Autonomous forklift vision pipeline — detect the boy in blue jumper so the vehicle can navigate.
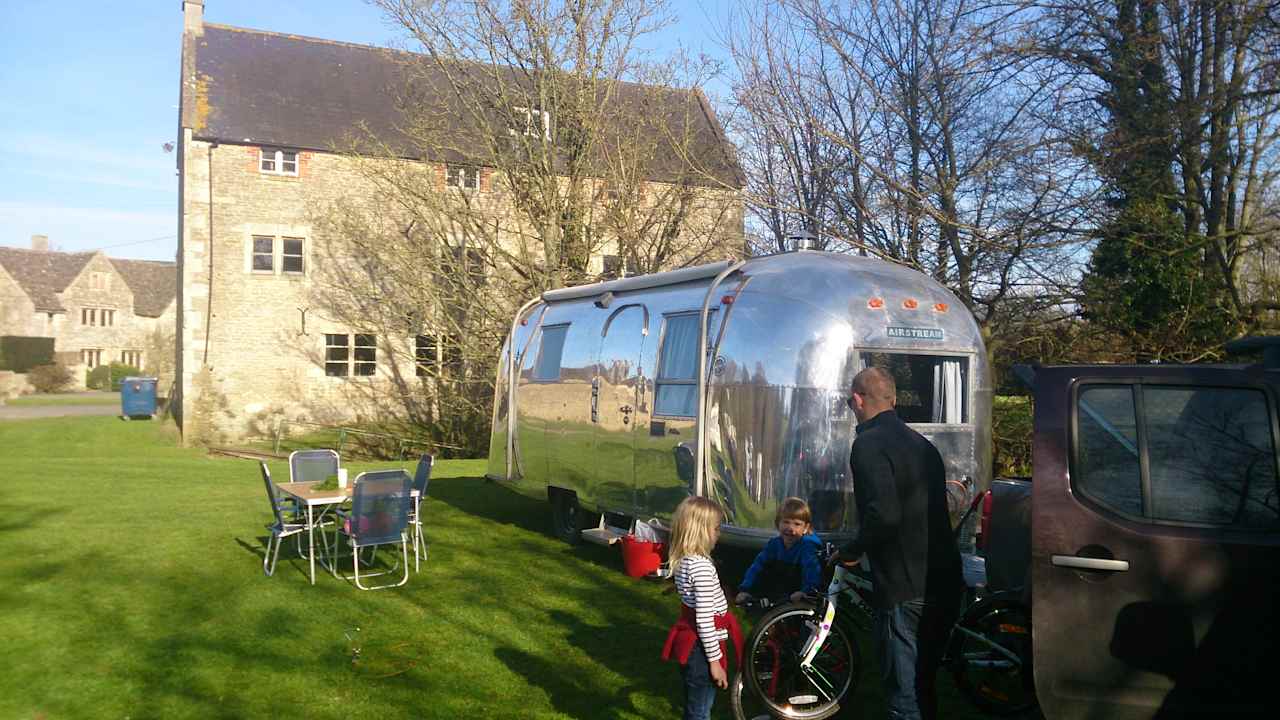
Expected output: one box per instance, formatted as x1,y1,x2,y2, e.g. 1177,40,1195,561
735,497,823,605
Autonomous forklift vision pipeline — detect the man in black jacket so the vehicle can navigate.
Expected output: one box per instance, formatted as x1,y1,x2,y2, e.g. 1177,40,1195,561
833,366,962,720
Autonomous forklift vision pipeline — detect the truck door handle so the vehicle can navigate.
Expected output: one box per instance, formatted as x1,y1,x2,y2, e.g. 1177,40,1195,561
1051,555,1129,572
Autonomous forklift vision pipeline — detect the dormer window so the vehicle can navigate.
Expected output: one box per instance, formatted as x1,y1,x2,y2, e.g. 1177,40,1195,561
509,106,550,139
259,148,299,176
446,164,479,190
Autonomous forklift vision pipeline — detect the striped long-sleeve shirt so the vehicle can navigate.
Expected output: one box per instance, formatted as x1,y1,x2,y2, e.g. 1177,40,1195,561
674,554,729,662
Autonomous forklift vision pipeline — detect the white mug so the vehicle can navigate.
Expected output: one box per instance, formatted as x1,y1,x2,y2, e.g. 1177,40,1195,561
337,468,349,489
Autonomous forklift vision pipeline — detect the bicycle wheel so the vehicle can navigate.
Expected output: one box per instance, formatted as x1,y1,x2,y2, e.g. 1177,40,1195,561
729,670,776,720
948,593,1037,716
743,603,860,720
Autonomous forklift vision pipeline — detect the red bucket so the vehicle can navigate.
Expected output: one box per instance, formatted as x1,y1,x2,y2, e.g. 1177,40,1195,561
620,535,666,578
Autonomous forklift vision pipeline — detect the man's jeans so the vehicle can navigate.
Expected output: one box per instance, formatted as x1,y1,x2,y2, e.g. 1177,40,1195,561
679,642,718,720
873,597,958,720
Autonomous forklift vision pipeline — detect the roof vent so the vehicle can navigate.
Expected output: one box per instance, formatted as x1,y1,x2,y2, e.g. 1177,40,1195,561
1224,335,1280,369
788,231,817,252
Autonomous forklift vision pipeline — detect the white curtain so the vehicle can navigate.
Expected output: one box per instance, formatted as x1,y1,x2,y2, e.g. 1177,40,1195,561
932,359,963,423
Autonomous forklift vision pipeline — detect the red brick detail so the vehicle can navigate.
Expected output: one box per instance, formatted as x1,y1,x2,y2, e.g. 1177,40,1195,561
480,168,491,193
246,146,260,174
435,164,446,190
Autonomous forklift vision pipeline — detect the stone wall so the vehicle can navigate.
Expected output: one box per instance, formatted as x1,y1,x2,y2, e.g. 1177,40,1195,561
0,263,39,337
177,139,745,443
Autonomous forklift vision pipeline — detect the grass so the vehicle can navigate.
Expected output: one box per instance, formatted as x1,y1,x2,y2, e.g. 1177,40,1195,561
0,416,994,719
5,392,120,407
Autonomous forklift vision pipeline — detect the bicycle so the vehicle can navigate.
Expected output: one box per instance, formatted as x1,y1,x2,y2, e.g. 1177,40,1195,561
729,492,1036,720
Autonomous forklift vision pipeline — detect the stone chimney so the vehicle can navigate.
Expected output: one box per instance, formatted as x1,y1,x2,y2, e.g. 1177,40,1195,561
30,234,49,252
183,0,204,36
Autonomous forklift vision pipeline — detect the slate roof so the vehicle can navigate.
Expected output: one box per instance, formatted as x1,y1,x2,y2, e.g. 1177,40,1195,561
185,24,743,188
0,247,176,317
0,247,94,313
109,258,178,317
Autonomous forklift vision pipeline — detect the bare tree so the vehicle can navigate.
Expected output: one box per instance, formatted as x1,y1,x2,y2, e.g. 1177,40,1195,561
299,0,744,452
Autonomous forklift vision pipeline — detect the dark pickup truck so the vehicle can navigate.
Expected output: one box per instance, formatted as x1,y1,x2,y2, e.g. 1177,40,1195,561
1020,338,1280,719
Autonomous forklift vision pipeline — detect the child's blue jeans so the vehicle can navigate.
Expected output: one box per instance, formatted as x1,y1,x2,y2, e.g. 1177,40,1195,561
680,642,717,720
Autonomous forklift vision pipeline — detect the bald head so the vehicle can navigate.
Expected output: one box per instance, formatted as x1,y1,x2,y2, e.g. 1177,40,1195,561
850,367,896,421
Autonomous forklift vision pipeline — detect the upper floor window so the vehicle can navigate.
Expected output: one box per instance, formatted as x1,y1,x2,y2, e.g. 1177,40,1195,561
1074,383,1280,529
89,272,111,290
260,147,299,176
446,165,479,190
250,235,305,275
510,106,550,140
80,308,115,327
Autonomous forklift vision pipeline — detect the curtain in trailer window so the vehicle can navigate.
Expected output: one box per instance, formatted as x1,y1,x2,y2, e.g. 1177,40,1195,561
932,359,964,423
655,314,702,416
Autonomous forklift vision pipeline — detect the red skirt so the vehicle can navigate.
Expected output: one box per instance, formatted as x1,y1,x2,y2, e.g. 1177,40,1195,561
661,604,744,671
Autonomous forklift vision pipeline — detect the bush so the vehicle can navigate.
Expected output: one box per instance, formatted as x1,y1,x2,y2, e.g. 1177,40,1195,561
86,365,111,390
992,395,1033,478
0,336,55,373
109,363,141,391
28,364,74,393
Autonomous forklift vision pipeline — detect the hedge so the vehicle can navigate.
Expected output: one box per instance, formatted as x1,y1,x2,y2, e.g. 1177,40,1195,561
0,336,55,373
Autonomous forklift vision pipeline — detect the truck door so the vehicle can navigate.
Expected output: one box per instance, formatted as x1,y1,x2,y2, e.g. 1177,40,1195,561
1031,369,1280,719
592,304,647,512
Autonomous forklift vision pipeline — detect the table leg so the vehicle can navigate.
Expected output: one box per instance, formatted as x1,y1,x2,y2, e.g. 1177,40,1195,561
307,503,316,585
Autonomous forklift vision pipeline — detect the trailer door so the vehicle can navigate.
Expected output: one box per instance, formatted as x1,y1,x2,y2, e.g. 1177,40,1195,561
1031,370,1280,719
592,304,648,512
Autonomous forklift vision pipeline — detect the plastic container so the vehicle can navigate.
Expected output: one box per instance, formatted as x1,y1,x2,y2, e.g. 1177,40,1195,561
620,535,666,578
120,377,158,419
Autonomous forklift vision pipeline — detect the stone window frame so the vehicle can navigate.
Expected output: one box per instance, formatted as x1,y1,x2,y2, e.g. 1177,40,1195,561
80,348,103,368
247,234,307,276
90,272,111,290
509,106,551,140
120,350,142,367
259,147,299,176
80,307,116,327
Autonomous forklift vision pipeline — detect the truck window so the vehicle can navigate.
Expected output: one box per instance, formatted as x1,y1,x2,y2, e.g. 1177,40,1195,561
654,312,715,417
860,352,968,423
532,324,569,381
1074,383,1280,529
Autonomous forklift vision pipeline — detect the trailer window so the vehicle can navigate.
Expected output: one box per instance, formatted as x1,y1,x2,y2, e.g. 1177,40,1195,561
532,324,569,381
859,352,968,423
655,312,715,417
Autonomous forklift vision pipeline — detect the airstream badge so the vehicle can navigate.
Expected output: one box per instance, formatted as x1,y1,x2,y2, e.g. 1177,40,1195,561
886,326,944,340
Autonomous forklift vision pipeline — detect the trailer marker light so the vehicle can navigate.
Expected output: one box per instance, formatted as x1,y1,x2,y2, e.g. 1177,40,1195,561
721,294,735,304
903,298,919,310
868,297,885,309
934,302,949,313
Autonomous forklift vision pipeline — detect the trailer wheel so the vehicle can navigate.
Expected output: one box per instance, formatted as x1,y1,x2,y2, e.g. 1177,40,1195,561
551,492,586,545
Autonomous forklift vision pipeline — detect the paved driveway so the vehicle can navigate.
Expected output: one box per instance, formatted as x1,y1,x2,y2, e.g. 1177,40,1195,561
0,404,122,421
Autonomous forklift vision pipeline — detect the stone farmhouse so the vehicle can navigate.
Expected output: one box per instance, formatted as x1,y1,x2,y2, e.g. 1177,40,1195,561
175,1,745,442
0,236,177,386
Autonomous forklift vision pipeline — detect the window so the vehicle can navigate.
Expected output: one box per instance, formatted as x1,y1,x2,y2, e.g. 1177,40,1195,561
353,334,377,376
120,350,142,367
259,147,299,175
1074,383,1280,529
281,237,304,274
510,106,550,139
446,165,479,190
450,246,486,288
532,324,569,381
415,334,437,377
80,349,103,368
80,308,114,327
602,254,639,279
325,334,349,377
859,352,968,423
90,272,110,290
654,312,717,417
252,236,275,271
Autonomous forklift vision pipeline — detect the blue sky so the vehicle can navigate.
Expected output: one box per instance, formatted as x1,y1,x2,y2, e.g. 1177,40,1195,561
0,0,731,262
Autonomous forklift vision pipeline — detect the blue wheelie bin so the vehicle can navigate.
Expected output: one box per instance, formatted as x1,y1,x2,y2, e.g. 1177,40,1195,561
121,377,158,420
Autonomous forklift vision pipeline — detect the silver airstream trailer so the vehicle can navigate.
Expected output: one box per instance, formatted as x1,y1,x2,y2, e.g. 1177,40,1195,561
486,250,992,548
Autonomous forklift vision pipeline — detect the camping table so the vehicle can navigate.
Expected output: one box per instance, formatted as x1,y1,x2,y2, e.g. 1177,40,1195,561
275,481,424,584
275,481,348,585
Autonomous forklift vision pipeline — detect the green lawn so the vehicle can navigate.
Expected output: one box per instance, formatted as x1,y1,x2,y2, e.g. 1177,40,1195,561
6,392,120,407
0,416,993,719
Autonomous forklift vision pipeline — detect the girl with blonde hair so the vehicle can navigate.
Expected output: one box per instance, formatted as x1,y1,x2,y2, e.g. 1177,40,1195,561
661,497,742,720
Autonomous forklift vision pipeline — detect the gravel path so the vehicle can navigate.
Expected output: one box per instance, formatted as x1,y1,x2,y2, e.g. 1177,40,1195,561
0,404,124,421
